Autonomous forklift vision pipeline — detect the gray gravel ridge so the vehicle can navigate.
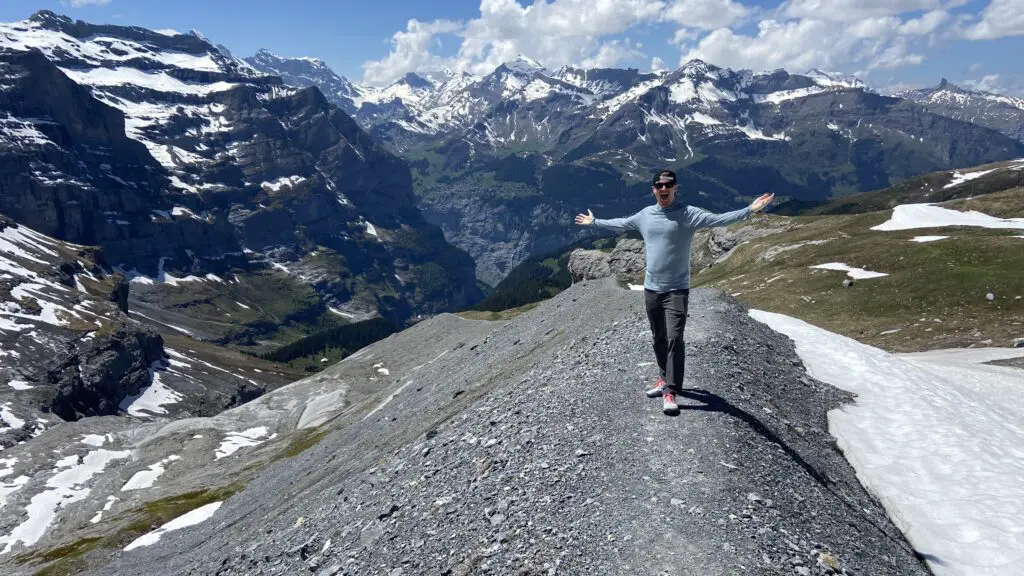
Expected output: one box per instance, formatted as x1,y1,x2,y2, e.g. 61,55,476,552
81,279,930,576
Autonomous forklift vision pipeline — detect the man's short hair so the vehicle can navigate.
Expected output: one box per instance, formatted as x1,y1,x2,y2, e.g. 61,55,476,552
652,169,676,185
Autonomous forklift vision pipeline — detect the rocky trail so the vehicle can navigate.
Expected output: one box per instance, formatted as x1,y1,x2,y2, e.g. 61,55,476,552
57,279,928,576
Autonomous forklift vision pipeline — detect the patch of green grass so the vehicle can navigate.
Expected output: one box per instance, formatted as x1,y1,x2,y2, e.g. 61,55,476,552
273,428,331,460
694,202,1024,352
456,301,541,321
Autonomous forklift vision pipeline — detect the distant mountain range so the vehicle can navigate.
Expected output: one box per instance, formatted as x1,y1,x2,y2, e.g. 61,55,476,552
246,47,1024,285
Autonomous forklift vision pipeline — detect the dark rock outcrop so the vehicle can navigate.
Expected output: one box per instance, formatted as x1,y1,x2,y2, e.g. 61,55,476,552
108,272,130,313
44,324,164,421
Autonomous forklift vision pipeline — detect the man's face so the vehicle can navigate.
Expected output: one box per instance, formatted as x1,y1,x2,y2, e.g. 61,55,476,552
652,179,676,206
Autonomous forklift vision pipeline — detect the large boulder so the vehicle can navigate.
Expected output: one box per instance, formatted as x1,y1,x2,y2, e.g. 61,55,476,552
569,238,645,284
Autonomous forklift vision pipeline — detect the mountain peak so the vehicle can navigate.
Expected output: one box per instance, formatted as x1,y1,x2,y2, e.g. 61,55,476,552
680,58,716,75
502,54,546,76
397,72,433,89
28,10,73,28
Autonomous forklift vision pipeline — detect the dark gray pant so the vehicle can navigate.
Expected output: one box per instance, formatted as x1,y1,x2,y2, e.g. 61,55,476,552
644,288,689,394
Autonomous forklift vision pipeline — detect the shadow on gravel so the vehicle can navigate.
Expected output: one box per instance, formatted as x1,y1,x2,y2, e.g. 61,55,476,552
676,388,830,485
676,387,938,568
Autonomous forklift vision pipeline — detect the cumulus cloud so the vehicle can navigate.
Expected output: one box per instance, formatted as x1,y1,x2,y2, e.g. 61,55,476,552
681,5,954,74
358,0,1011,87
662,0,750,30
963,0,1024,40
960,73,1024,96
579,39,646,69
362,19,462,85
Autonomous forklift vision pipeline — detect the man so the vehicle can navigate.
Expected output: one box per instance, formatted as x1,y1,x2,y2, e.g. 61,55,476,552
575,169,773,415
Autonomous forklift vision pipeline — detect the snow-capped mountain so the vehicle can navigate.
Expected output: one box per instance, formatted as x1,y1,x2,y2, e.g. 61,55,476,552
895,78,1024,142
0,10,483,333
244,49,1024,285
243,48,364,114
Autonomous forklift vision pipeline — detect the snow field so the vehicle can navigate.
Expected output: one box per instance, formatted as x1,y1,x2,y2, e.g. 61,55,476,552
750,310,1024,576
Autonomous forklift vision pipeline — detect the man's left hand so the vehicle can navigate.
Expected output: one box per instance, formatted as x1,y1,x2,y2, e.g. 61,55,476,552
750,192,774,213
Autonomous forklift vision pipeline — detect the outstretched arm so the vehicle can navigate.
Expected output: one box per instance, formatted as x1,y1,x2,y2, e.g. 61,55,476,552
689,193,774,229
575,209,639,233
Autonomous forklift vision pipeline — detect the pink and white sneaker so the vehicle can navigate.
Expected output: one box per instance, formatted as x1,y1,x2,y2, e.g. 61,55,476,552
662,392,679,415
646,376,666,398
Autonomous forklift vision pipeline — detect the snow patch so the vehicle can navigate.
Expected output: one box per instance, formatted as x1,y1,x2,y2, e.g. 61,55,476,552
123,501,222,551
1,403,25,429
809,263,888,279
0,449,131,553
944,168,997,189
121,455,182,491
80,434,108,447
872,204,1024,231
119,363,184,417
749,310,1024,576
215,427,271,459
910,235,950,242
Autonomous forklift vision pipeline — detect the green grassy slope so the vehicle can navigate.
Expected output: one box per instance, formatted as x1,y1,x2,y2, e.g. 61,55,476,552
693,189,1024,352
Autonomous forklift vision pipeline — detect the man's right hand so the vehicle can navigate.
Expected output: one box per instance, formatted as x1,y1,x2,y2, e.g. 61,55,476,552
575,209,594,225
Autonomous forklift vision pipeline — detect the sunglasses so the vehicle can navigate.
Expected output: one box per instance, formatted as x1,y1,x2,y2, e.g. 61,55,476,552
653,182,675,189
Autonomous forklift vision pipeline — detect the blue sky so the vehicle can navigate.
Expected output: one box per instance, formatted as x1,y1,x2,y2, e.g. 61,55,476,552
2,1,1022,94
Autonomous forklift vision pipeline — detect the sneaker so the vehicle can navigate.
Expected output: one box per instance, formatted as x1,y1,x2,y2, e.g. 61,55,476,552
646,376,666,398
662,392,679,415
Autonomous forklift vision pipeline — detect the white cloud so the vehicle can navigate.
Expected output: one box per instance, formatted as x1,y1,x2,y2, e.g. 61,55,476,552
663,0,750,30
682,19,847,71
579,39,646,69
64,0,111,7
781,0,942,22
357,0,1006,87
362,0,664,84
361,19,463,85
651,56,668,71
964,0,1024,40
960,73,1024,96
900,10,950,35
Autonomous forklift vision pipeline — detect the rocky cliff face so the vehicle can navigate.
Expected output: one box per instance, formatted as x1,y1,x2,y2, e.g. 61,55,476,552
0,215,296,460
0,11,482,332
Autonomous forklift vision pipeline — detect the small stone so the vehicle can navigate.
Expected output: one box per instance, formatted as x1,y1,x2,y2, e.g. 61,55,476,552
490,513,506,526
574,449,591,457
422,447,431,457
670,498,684,506
747,493,762,503
389,569,404,576
795,567,810,576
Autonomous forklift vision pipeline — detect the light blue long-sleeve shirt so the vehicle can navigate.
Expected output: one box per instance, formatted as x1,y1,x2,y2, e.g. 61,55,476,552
591,200,752,292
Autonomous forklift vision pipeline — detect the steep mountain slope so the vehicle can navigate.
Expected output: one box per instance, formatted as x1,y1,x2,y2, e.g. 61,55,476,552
0,11,483,339
243,49,364,115
0,280,929,576
896,78,1024,142
0,214,297,444
800,156,1024,215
